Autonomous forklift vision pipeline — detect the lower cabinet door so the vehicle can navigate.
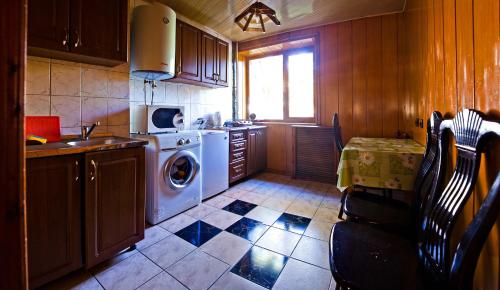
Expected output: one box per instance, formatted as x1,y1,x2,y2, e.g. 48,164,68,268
27,155,82,288
256,129,267,172
84,147,145,268
247,130,257,175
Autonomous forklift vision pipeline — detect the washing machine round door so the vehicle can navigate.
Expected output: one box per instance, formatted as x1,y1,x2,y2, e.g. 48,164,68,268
163,150,200,190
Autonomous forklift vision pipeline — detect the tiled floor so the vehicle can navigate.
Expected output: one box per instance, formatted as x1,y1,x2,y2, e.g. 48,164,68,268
41,173,342,290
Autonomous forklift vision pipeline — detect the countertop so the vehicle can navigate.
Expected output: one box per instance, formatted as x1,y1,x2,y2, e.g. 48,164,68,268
26,136,148,159
211,125,268,131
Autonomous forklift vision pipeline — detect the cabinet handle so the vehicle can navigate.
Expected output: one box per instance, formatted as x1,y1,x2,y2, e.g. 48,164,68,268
75,160,80,182
62,28,69,50
74,30,81,48
90,160,97,181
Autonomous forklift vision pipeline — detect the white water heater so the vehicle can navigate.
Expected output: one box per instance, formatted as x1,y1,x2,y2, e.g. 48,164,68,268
131,3,176,80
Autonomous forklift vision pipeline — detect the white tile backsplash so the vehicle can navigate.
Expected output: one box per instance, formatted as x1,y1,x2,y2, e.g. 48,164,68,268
25,56,126,134
129,79,232,130
51,63,81,96
25,8,233,135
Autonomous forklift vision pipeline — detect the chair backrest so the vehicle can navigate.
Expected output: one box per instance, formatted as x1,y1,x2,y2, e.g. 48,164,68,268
413,111,443,201
417,109,500,289
332,113,344,154
449,173,500,290
411,112,443,237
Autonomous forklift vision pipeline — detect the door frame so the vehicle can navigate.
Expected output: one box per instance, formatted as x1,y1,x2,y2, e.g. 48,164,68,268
0,0,28,288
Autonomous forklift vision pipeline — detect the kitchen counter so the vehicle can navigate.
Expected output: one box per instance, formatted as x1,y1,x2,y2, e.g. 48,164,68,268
213,125,268,131
26,136,148,159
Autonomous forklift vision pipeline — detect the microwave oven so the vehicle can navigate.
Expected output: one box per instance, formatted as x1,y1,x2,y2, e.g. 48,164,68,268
131,105,184,134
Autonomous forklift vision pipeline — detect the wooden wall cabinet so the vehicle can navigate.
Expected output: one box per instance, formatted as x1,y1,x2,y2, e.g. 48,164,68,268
169,20,229,87
84,147,145,268
27,0,128,66
176,21,202,81
27,155,82,289
215,39,229,86
229,127,267,183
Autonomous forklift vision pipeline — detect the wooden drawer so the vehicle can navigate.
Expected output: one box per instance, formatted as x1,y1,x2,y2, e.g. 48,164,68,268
230,140,247,152
230,131,245,141
230,159,246,183
230,150,245,162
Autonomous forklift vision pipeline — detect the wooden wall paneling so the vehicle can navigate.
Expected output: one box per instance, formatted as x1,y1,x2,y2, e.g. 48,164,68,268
337,22,353,142
473,0,500,113
425,0,437,119
365,17,383,137
265,124,287,174
472,1,500,289
455,0,475,110
319,25,339,127
352,19,367,137
404,0,499,288
433,0,446,113
319,24,339,167
417,0,429,144
382,14,399,138
397,13,409,134
442,0,458,116
0,0,27,288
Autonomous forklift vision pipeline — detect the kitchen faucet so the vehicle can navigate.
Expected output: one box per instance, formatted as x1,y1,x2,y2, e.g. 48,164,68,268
81,121,100,140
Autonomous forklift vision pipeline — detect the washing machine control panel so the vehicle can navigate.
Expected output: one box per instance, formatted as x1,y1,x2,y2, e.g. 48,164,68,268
174,132,200,148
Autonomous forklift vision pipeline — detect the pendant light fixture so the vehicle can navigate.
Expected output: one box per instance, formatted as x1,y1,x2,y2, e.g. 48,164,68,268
234,0,280,33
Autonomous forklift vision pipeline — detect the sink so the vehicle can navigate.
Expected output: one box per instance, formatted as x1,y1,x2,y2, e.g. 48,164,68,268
65,136,128,147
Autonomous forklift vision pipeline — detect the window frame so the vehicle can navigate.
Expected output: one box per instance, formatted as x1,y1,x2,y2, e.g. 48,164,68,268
244,46,318,124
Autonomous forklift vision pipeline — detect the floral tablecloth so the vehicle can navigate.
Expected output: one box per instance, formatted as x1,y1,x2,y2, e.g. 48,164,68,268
337,137,425,191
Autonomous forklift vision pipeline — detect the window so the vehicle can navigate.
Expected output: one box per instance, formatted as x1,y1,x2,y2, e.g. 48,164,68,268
247,49,316,122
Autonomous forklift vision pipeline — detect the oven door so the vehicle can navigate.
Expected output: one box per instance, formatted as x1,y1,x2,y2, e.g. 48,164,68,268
163,150,200,190
147,106,184,133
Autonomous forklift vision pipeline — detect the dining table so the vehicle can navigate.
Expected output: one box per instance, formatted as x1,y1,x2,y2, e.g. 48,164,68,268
336,137,426,191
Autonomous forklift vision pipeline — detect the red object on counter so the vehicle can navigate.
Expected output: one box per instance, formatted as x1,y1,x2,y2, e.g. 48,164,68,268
25,116,62,142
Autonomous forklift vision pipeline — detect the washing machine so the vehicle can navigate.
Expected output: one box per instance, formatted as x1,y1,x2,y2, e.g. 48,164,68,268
135,131,202,225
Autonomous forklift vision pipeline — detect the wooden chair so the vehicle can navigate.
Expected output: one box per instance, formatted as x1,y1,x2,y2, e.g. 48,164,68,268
329,109,500,290
342,112,443,233
333,113,344,155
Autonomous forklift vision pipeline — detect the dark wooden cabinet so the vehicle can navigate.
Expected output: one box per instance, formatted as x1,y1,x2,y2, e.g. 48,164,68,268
229,127,267,183
256,129,267,172
27,0,128,66
84,147,145,268
27,155,82,289
28,0,71,53
216,39,229,86
202,32,218,85
176,21,202,81
70,0,128,62
247,128,267,176
229,130,247,183
169,20,229,87
247,130,257,175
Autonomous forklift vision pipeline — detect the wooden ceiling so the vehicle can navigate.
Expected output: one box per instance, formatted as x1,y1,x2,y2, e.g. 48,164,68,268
158,0,406,41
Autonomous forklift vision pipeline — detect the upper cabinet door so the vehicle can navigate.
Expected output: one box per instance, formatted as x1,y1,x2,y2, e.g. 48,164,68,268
216,39,229,86
201,32,218,85
28,0,71,52
70,0,128,62
176,21,202,81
